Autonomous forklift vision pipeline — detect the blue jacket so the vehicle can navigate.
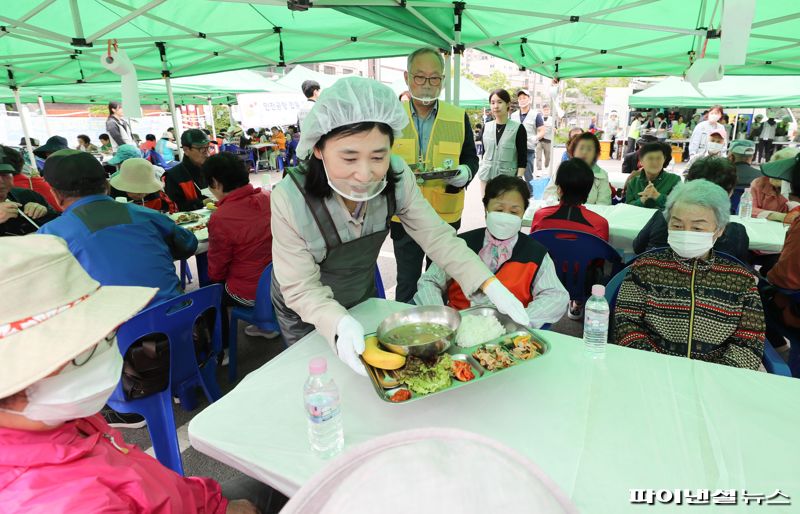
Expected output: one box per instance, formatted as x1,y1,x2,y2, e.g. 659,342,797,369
38,195,198,304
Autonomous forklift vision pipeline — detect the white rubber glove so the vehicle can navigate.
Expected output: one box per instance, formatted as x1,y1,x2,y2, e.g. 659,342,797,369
483,279,530,327
335,315,368,377
445,164,471,188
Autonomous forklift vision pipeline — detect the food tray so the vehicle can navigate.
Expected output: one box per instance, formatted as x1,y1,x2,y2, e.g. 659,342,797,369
361,306,550,404
408,164,459,181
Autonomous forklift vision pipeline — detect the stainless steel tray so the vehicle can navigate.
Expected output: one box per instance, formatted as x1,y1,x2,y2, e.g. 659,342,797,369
361,307,550,404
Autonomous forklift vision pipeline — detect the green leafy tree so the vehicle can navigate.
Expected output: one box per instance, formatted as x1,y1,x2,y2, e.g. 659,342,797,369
470,70,509,93
213,104,232,131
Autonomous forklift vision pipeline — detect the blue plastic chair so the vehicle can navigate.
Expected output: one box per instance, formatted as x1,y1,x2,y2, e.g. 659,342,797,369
148,149,177,170
762,285,800,377
107,285,224,474
227,264,282,383
604,266,631,312
530,229,624,304
179,259,193,289
375,267,386,299
221,143,256,170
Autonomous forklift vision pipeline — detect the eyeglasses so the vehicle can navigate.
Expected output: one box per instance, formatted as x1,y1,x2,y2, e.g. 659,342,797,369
72,330,117,367
191,145,210,154
412,75,443,86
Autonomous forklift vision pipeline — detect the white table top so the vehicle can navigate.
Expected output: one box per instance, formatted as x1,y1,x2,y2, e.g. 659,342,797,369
523,202,787,254
249,142,277,149
189,299,800,512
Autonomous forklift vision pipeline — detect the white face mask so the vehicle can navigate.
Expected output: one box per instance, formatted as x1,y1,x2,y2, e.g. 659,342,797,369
486,211,522,240
2,337,122,426
707,141,725,155
668,230,715,259
323,158,387,202
708,113,721,123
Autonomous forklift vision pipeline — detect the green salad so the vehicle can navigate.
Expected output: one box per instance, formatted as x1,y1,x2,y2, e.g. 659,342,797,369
398,354,453,395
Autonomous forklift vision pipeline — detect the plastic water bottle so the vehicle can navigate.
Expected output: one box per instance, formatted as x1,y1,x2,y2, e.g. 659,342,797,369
303,357,344,459
738,188,753,219
583,285,609,359
260,173,272,192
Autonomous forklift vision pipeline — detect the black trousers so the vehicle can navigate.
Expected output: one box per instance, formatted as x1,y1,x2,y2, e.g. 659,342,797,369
391,220,460,304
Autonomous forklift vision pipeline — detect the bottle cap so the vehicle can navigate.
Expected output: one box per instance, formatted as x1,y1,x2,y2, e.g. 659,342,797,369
309,357,327,375
591,284,605,297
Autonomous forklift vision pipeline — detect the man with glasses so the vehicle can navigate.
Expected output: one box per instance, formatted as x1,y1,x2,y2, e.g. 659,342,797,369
164,129,212,211
392,46,480,303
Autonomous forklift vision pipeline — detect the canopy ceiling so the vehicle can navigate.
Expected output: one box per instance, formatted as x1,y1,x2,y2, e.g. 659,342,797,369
336,0,800,78
0,0,422,88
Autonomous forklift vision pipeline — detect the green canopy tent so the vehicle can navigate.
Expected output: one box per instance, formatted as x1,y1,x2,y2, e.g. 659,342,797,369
0,0,424,162
629,75,800,108
388,75,489,108
335,0,800,79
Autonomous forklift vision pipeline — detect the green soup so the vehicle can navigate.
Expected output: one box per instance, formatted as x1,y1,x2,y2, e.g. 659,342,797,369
382,322,453,346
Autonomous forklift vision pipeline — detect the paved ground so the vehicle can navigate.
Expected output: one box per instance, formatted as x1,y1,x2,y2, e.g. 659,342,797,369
121,144,688,508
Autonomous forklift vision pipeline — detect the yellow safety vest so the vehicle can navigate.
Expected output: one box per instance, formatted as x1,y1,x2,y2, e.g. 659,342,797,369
392,101,466,223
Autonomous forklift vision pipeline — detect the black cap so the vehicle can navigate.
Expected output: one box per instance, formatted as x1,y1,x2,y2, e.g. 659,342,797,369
43,150,106,190
33,135,69,158
180,129,210,147
0,146,21,175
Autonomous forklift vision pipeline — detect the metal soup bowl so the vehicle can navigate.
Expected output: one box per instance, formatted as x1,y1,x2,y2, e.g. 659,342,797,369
377,306,460,360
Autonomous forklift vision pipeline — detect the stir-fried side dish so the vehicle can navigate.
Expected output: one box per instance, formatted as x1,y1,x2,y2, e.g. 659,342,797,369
472,346,515,371
172,212,202,224
507,334,543,361
451,360,475,382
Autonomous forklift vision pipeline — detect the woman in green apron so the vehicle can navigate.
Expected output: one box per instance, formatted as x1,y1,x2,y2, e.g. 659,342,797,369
270,77,530,375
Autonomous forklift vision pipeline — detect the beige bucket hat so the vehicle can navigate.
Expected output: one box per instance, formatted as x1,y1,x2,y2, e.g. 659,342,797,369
0,235,156,398
109,158,163,194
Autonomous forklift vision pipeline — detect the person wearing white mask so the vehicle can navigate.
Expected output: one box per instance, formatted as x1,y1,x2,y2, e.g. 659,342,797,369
686,129,726,169
613,180,766,370
688,104,726,158
0,235,273,513
414,175,568,328
270,77,530,376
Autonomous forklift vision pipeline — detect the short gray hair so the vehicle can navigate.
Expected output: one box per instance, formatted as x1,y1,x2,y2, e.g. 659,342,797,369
664,179,730,229
407,47,445,73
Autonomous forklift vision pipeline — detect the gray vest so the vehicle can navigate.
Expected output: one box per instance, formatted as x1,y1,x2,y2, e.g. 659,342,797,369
477,119,520,182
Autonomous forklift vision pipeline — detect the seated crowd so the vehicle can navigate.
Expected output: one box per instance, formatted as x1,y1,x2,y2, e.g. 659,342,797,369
1,103,799,514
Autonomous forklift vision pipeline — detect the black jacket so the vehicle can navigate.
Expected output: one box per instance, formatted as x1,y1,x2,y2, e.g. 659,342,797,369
1,187,59,236
163,158,209,212
633,210,750,263
621,151,639,174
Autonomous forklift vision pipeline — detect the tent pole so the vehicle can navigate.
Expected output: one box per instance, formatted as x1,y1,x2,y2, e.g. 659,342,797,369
156,42,182,160
37,95,52,138
453,2,463,107
731,106,739,140
12,87,37,172
207,97,216,140
444,51,452,103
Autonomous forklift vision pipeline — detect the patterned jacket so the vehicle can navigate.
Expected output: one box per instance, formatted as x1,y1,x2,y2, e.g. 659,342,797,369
613,248,765,370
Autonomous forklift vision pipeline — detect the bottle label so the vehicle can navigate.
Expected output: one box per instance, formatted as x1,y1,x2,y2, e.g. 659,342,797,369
306,402,340,424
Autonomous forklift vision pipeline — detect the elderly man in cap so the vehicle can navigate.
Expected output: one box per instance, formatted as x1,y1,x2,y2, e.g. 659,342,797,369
297,79,321,131
0,146,58,236
38,150,197,305
32,135,69,160
164,128,213,211
510,89,545,187
0,236,274,514
728,139,762,188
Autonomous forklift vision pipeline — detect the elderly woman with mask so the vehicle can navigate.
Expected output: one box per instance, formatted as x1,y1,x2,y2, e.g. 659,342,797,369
414,175,568,327
270,77,529,376
0,236,271,513
613,180,765,370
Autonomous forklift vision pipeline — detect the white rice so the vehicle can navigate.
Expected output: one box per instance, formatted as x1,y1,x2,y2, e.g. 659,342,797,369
456,314,505,347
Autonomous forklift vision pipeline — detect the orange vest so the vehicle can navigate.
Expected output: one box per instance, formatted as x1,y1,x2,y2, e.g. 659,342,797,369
446,228,547,309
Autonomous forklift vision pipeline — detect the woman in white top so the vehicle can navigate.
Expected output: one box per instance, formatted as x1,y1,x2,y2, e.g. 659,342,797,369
543,132,612,205
689,105,727,158
477,89,528,195
269,77,529,375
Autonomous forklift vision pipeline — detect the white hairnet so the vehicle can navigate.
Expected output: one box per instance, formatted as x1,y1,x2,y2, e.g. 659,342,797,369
297,76,408,159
